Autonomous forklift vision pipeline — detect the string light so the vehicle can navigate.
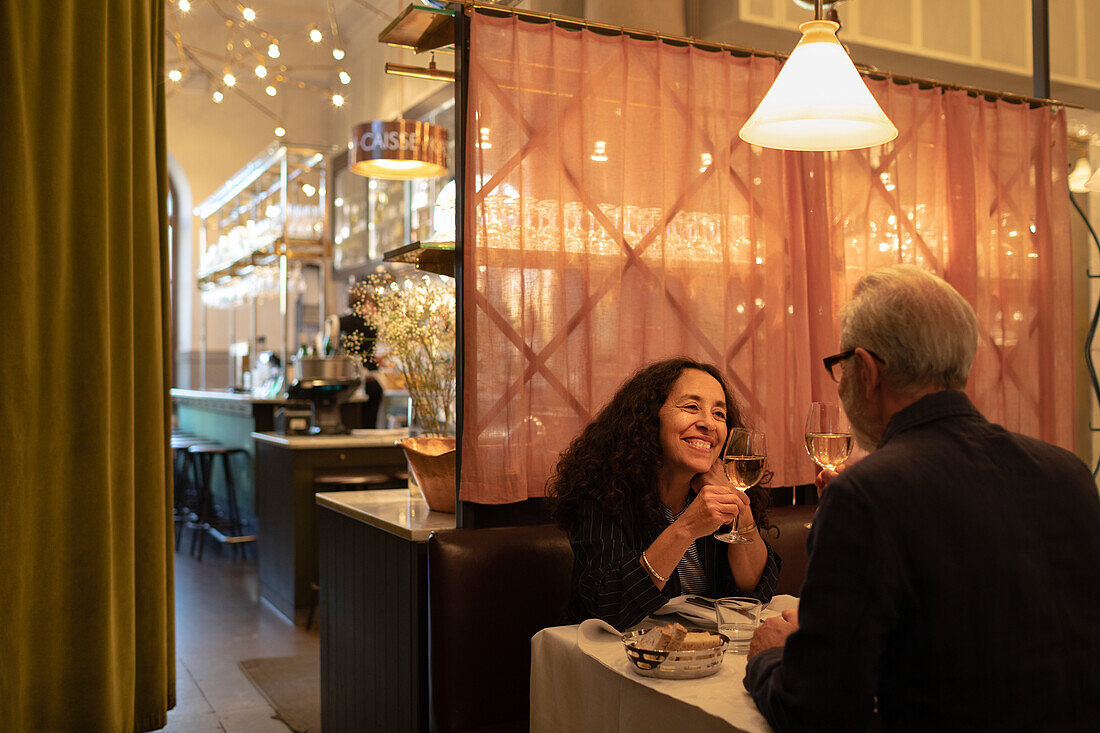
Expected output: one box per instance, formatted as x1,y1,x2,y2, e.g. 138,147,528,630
275,126,286,138
166,2,357,128
302,183,317,197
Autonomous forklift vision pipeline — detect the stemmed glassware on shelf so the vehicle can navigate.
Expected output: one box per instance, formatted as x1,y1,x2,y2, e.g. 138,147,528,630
714,428,767,544
803,402,853,528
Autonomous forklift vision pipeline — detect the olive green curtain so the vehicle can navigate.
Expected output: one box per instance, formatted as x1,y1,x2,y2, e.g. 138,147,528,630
0,2,174,732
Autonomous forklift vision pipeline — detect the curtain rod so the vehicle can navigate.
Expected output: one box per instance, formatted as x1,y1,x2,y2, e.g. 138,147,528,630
448,0,1080,110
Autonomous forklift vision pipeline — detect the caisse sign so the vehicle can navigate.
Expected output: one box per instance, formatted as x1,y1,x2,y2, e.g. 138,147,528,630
349,119,448,180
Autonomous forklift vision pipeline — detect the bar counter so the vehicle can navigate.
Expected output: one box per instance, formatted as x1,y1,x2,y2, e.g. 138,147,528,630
251,430,411,624
316,489,456,732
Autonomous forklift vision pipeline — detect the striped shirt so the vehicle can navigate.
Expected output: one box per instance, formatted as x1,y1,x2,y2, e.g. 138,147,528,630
565,493,782,629
662,502,708,594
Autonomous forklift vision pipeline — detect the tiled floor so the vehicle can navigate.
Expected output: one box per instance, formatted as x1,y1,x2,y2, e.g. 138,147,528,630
158,543,319,732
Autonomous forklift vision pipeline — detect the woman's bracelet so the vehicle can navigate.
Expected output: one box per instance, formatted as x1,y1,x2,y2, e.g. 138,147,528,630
738,522,757,534
640,551,668,583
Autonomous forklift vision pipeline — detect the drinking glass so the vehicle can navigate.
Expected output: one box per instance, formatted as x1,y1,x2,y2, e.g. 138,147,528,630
714,428,766,544
803,402,853,528
715,597,762,654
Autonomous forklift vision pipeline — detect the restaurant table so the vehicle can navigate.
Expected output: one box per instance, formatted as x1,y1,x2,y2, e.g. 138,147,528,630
530,594,800,733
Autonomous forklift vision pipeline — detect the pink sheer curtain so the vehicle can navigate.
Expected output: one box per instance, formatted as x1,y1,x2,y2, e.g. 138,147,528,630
461,12,1075,504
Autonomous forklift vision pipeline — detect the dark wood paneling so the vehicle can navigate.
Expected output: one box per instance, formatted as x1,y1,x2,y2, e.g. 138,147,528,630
255,441,409,622
319,507,429,732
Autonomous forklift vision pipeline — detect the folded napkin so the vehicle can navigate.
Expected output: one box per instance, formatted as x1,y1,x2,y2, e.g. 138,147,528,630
651,595,720,628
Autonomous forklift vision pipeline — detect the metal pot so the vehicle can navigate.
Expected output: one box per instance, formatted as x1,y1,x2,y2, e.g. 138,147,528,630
292,355,359,386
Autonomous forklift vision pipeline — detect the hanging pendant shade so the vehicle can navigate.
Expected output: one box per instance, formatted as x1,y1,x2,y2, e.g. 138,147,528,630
739,20,898,151
1069,157,1093,193
1085,166,1100,193
350,119,448,180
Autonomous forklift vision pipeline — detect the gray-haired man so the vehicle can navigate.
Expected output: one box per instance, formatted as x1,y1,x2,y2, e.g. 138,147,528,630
745,265,1100,731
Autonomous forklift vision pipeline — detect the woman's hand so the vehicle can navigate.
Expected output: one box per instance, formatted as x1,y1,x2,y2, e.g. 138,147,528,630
681,480,753,539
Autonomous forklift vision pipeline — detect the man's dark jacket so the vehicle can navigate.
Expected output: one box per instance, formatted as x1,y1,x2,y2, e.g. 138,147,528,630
745,390,1100,731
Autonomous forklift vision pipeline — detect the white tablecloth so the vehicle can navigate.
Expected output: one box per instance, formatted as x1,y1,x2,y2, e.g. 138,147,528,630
530,595,799,733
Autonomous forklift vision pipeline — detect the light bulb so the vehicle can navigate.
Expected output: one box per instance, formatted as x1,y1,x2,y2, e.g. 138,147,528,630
339,71,351,85
332,93,345,107
332,48,345,60
309,28,323,43
275,126,286,138
302,183,317,197
255,64,267,78
168,68,182,82
242,7,255,22
223,72,236,87
268,43,280,59
179,0,191,12
212,90,224,103
265,85,277,97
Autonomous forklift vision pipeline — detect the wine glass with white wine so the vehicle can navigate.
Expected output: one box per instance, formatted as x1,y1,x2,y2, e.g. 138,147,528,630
804,402,853,527
714,428,767,544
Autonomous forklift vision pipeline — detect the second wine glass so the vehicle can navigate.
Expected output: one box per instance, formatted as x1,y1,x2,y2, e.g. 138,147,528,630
714,428,766,544
803,402,853,528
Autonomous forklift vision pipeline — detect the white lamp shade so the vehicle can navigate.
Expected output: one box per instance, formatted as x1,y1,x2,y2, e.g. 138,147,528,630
1069,158,1093,193
1084,165,1100,193
739,20,898,151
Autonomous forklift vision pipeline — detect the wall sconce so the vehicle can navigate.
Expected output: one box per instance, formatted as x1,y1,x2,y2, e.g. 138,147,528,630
349,119,449,180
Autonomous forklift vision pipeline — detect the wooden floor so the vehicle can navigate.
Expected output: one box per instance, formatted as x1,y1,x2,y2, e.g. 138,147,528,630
157,542,319,732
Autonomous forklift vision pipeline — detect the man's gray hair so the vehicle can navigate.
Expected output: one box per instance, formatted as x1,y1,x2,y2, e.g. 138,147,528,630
839,264,978,393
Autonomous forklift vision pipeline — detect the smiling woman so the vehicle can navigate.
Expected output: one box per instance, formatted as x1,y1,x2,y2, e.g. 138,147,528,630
547,358,781,630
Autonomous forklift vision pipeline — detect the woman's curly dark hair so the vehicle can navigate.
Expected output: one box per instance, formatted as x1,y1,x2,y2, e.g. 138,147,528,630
547,357,771,534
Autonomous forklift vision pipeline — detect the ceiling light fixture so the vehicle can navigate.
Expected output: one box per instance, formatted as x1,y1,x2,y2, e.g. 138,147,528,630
739,0,897,151
349,120,449,180
1069,158,1092,193
384,59,455,83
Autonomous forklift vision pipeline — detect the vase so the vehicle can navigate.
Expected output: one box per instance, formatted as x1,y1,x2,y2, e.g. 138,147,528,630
399,436,457,513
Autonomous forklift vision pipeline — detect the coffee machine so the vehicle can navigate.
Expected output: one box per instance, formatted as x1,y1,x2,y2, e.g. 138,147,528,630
287,355,361,434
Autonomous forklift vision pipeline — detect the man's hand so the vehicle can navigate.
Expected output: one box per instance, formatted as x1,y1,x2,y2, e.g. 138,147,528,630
815,468,839,498
747,610,799,661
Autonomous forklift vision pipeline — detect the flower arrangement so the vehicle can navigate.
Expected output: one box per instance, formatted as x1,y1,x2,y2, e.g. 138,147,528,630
351,274,456,436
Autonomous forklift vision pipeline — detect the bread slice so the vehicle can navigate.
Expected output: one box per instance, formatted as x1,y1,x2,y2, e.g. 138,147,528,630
634,622,689,651
676,631,722,650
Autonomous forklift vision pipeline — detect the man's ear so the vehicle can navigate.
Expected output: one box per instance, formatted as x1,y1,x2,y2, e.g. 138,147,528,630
853,347,880,400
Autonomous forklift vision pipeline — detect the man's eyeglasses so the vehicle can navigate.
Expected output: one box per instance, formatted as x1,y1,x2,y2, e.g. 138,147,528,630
822,348,884,383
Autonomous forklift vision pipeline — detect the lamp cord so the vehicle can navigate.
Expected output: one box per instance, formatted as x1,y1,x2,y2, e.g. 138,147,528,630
1069,188,1100,476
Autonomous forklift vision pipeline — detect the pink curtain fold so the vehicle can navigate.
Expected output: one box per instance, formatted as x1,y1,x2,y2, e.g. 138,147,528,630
462,12,1075,504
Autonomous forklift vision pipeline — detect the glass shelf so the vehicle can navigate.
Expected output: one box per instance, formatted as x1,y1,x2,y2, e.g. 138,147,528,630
383,241,456,278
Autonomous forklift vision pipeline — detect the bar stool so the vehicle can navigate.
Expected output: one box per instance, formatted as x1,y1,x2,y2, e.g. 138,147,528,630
187,444,254,562
171,435,220,550
312,473,393,491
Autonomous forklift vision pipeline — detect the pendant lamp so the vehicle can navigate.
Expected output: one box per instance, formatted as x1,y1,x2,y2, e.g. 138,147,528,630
350,119,448,180
739,2,897,151
1085,165,1100,193
1068,157,1092,193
